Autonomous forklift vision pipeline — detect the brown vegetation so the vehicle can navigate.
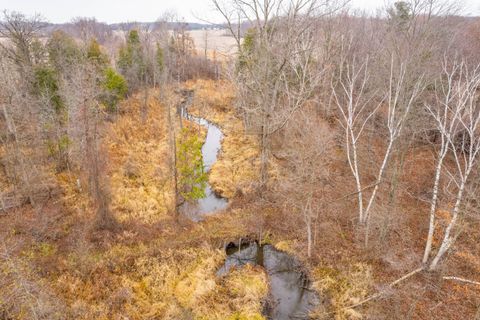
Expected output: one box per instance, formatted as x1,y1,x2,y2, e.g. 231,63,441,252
184,79,262,198
2,1,480,319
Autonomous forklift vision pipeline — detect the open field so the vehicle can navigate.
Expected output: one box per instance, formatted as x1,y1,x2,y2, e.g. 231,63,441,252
189,29,238,57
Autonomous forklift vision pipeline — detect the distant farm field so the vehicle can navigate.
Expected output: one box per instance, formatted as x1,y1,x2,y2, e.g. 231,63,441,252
189,29,238,57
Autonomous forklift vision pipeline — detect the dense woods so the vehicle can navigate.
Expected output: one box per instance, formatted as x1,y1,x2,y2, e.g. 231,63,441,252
1,0,480,319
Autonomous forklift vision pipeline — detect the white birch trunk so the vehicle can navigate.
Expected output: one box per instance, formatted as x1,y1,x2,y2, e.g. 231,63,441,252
429,178,466,270
422,139,447,264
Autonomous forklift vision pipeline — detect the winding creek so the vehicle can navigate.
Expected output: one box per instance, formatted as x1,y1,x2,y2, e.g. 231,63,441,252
178,90,228,221
179,90,320,319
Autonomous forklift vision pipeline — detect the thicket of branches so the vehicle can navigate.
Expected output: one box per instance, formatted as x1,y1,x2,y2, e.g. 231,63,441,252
215,0,480,271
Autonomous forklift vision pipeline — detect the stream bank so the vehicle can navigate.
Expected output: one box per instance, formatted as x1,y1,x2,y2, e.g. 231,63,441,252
178,88,321,319
219,241,320,320
178,90,228,221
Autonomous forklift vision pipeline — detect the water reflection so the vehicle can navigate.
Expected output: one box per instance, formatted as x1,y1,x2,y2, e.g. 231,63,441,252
218,243,320,320
179,91,228,220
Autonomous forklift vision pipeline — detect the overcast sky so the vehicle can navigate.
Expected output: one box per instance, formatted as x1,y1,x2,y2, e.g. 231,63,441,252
0,0,479,24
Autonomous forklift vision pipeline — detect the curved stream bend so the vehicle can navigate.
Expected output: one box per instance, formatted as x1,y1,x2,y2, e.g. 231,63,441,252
178,90,320,319
178,90,228,221
218,242,320,320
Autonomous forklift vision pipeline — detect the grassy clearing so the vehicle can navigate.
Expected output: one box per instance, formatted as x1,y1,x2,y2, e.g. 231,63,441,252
106,90,175,224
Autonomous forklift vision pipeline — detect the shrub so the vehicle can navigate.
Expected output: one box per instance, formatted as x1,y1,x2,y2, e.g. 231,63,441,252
101,67,128,112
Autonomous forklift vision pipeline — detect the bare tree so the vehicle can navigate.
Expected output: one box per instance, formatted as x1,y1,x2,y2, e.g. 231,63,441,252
0,56,40,207
422,57,464,265
0,13,51,208
331,55,380,223
0,11,46,69
70,17,112,44
169,22,196,81
139,26,156,122
154,12,182,215
332,52,424,246
425,60,480,270
363,57,424,246
63,62,116,229
214,0,345,185
280,108,334,258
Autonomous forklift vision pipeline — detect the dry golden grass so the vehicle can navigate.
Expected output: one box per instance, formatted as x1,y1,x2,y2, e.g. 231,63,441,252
5,79,480,319
50,236,268,319
273,240,297,255
312,263,373,320
42,87,268,320
106,90,175,224
184,79,261,198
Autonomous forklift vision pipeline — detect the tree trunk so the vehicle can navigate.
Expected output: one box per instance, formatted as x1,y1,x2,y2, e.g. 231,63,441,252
167,87,181,217
260,118,269,186
2,104,35,207
423,138,447,264
364,139,394,246
346,127,364,222
304,196,313,259
142,81,149,124
429,176,467,270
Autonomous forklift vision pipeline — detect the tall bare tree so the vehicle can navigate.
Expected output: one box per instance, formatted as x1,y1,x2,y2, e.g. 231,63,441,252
0,12,51,208
425,60,480,270
332,56,380,224
0,11,45,69
280,108,333,258
63,62,116,229
363,57,424,246
214,0,345,185
332,51,424,246
422,57,464,265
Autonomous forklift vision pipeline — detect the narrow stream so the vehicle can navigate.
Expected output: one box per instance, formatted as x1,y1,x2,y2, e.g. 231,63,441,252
218,242,320,320
178,90,320,319
178,90,228,221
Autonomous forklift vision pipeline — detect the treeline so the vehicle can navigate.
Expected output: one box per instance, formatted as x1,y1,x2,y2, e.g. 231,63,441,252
0,11,219,227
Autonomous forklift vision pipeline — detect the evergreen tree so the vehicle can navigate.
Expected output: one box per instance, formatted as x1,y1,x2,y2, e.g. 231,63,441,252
388,1,412,30
238,28,256,70
176,128,207,201
101,67,128,112
87,38,109,67
33,65,70,171
117,30,146,91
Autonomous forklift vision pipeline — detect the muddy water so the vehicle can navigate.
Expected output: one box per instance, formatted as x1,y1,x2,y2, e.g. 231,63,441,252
178,91,228,221
218,243,320,320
